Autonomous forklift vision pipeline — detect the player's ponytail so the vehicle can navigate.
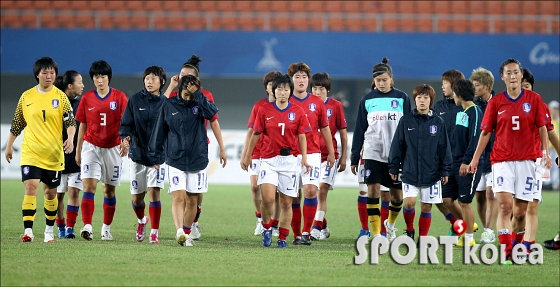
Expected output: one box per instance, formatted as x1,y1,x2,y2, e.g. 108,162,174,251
55,70,80,93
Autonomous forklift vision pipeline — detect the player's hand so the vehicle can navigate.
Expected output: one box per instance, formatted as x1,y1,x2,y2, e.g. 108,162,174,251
241,156,251,172
169,75,179,89
301,159,311,174
351,165,358,175
63,138,74,154
389,173,397,181
154,164,160,170
4,146,13,163
327,153,335,168
119,141,129,157
544,154,552,170
441,176,448,185
337,158,347,172
75,153,81,166
219,149,227,168
187,81,200,94
467,158,479,174
459,163,469,176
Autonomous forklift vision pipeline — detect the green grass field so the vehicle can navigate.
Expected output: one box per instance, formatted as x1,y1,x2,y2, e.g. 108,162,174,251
1,179,559,286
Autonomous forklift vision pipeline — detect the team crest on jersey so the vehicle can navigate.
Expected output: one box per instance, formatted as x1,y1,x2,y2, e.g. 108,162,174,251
192,106,199,115
172,176,179,185
496,176,504,186
461,114,467,123
52,99,59,109
391,100,399,109
327,108,333,118
309,103,316,112
131,180,138,188
288,112,296,122
110,101,117,111
23,166,30,175
429,125,437,135
522,103,531,113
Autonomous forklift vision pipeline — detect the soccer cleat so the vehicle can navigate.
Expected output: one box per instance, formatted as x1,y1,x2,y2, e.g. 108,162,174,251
21,229,34,242
357,228,371,240
473,222,479,232
455,235,475,247
405,229,415,240
149,232,159,244
310,228,321,240
300,232,312,245
191,223,201,240
543,239,560,250
65,227,76,239
447,224,457,236
480,231,495,243
81,225,93,241
254,221,264,236
182,234,194,247
384,219,397,242
177,233,187,246
262,229,272,247
101,230,113,241
277,239,287,248
319,227,330,240
44,231,55,243
58,226,66,239
136,216,148,242
272,227,279,237
502,260,513,265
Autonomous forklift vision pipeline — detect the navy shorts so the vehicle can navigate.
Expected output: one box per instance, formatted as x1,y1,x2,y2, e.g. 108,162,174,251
21,165,62,187
363,159,402,190
442,164,481,203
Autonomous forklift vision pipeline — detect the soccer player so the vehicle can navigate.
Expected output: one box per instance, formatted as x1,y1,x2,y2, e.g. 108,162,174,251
53,70,84,239
449,79,483,247
75,60,128,241
356,154,390,239
388,84,452,241
119,66,167,244
164,55,227,240
241,74,312,248
468,58,552,264
241,71,283,236
432,70,468,236
309,72,348,241
5,57,76,243
350,57,411,242
149,75,218,247
287,63,335,245
519,68,559,255
470,67,498,243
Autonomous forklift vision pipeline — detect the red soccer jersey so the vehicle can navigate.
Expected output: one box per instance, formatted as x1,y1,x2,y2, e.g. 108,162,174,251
247,97,272,159
170,89,217,144
480,89,550,164
75,87,128,148
320,97,348,161
253,102,311,159
289,93,329,154
533,101,554,157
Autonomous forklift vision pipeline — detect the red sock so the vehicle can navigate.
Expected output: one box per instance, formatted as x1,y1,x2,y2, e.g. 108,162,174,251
193,205,201,223
291,203,301,237
418,212,432,236
149,201,161,229
498,232,513,259
322,217,327,229
358,196,368,230
255,211,262,219
132,201,145,220
512,232,525,245
103,197,116,225
81,192,95,225
56,218,65,227
380,200,390,234
312,220,323,231
270,219,279,228
403,207,415,231
445,213,457,224
302,197,318,234
66,205,79,228
262,220,272,230
279,227,289,241
183,225,191,235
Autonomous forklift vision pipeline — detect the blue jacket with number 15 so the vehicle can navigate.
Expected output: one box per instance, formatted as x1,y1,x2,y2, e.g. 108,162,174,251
388,109,452,187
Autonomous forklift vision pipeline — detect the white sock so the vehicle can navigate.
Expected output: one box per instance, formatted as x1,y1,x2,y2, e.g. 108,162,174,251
484,228,492,233
387,221,395,229
25,228,33,234
257,217,262,223
45,226,54,233
151,229,158,235
465,233,474,241
102,224,110,231
177,228,184,235
314,211,325,221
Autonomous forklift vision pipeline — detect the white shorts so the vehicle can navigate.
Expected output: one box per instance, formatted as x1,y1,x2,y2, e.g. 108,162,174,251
298,153,321,189
57,172,83,193
533,158,544,204
167,165,208,194
129,161,165,194
358,162,389,192
319,159,339,190
80,141,122,186
258,155,299,197
402,181,443,204
476,172,493,191
492,160,536,202
249,159,260,176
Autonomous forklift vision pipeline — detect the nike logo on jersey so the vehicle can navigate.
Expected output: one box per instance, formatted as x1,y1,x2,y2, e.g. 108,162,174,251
439,112,445,115
266,116,274,120
408,128,415,130
52,179,58,182
139,108,146,110
88,107,95,111
26,103,33,106
498,110,506,115
172,112,179,115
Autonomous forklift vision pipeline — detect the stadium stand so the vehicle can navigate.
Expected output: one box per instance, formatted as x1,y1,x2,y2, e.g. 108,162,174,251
0,0,558,34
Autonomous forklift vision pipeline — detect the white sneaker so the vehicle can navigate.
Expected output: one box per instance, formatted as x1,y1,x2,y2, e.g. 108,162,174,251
149,231,159,244
177,233,187,246
101,225,113,241
80,224,93,241
272,227,279,237
480,230,496,243
182,234,194,247
254,221,264,236
319,227,331,240
21,228,34,242
136,216,148,242
310,228,321,240
191,223,201,240
44,230,55,242
384,219,397,242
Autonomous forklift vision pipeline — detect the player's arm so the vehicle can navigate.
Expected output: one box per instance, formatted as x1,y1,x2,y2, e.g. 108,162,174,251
242,131,260,172
548,129,560,156
338,128,348,172
350,98,367,173
539,126,552,169
209,119,227,167
148,104,167,168
163,75,179,98
320,126,335,168
5,97,26,163
62,96,76,154
75,122,87,166
388,119,405,180
241,127,254,168
298,133,311,174
461,109,482,176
